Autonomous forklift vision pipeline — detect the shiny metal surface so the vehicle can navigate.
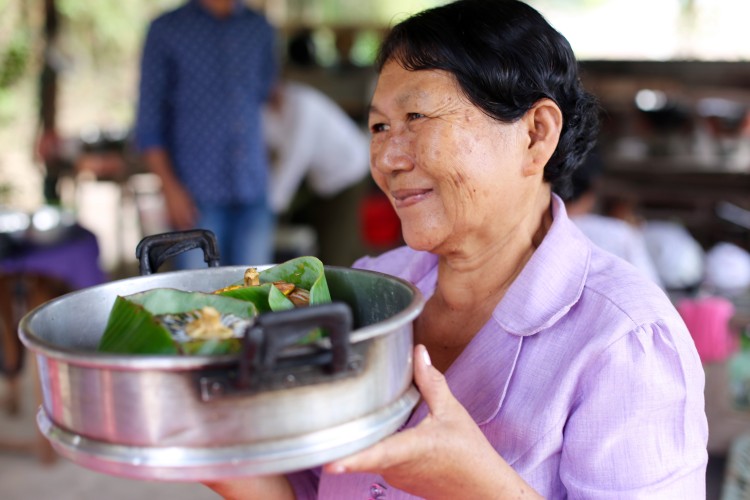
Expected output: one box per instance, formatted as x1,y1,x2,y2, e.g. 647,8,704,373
19,266,424,477
37,387,420,480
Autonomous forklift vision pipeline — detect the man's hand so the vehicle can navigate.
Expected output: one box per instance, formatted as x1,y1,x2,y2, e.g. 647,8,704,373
161,179,198,230
142,148,198,230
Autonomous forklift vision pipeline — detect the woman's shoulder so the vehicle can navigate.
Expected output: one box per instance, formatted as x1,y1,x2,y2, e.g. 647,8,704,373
583,244,674,326
560,244,706,376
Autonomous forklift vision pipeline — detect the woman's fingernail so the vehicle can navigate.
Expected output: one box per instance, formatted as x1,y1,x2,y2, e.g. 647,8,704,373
329,463,347,474
420,345,431,366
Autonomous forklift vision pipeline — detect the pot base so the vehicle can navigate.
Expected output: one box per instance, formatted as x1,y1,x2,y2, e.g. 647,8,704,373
37,386,419,481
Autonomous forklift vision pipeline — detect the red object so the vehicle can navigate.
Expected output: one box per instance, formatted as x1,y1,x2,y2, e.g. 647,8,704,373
360,193,401,247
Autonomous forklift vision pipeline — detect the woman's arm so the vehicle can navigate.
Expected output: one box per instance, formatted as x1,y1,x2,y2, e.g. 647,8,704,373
203,475,295,500
324,345,543,500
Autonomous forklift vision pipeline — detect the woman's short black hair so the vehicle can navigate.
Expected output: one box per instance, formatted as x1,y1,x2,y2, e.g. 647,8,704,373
376,0,600,198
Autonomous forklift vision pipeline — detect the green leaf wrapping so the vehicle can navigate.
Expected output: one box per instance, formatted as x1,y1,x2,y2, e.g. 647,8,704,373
98,289,257,355
98,297,177,354
217,283,275,313
258,256,331,306
268,285,295,311
97,257,331,355
219,256,330,312
261,256,330,342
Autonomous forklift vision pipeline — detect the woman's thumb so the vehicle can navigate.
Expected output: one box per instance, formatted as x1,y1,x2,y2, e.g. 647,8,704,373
413,344,454,415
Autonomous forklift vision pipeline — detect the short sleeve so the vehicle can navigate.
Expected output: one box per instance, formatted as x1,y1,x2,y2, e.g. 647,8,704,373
560,319,708,498
286,468,321,499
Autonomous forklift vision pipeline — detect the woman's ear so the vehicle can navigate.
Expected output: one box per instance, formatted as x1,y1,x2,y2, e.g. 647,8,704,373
521,98,562,176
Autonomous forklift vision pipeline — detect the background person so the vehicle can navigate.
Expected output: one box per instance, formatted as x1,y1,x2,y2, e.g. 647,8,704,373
206,1,707,498
263,79,370,266
565,148,663,287
134,0,277,268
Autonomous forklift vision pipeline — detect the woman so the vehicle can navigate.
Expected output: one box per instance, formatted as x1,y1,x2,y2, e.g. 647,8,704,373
207,1,708,497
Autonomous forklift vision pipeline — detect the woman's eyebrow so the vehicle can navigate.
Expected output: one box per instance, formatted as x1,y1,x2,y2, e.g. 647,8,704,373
369,91,428,116
368,103,382,116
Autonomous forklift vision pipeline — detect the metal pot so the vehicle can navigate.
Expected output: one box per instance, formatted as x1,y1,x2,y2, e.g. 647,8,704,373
19,230,424,481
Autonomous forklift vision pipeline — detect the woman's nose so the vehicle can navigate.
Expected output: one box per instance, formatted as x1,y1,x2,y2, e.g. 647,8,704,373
371,132,414,174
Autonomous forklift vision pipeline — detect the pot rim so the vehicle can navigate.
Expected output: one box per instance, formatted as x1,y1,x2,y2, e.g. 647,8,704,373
18,265,424,371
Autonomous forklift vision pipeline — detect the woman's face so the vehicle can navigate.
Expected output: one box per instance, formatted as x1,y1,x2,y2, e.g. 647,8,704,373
368,61,541,256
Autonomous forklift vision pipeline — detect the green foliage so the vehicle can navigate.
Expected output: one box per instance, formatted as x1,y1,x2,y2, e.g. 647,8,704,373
0,31,31,90
350,30,380,67
302,0,449,26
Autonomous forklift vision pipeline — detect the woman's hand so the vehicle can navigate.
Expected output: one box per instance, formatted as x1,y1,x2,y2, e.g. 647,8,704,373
323,345,542,500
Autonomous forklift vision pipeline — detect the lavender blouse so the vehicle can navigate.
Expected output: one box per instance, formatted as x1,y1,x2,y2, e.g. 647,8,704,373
289,195,708,499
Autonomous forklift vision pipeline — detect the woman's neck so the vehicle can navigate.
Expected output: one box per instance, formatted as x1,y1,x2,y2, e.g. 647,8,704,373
414,196,553,372
434,195,553,311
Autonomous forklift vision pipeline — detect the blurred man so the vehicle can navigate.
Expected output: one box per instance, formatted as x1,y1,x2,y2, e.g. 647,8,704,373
135,0,277,267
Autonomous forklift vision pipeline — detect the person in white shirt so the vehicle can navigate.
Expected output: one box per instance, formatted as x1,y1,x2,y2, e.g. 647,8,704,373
263,79,370,265
566,150,664,287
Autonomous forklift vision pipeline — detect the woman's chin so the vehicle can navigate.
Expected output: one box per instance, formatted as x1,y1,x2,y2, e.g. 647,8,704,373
402,231,442,253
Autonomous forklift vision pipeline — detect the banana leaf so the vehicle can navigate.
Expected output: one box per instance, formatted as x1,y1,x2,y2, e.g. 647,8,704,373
219,283,276,313
219,256,330,312
218,256,331,342
260,256,330,342
259,256,331,305
97,257,331,355
98,288,257,355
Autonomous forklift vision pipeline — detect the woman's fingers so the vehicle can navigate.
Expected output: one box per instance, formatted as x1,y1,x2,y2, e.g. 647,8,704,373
324,428,412,474
324,344,462,475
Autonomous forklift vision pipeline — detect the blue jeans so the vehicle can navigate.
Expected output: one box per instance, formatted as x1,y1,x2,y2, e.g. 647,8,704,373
176,201,276,269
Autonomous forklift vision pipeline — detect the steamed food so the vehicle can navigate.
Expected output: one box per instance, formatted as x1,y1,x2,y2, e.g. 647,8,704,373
167,306,239,340
97,256,330,355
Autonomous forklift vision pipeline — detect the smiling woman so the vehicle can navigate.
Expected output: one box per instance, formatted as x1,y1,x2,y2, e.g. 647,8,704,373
204,1,708,498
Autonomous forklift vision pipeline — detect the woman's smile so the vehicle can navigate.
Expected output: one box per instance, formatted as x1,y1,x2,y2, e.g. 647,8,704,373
391,188,433,208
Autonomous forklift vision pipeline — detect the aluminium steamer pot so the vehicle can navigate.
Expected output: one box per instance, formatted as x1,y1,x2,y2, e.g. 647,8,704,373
18,230,424,481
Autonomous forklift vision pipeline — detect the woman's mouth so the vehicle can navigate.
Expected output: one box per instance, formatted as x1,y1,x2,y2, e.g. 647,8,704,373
391,188,432,208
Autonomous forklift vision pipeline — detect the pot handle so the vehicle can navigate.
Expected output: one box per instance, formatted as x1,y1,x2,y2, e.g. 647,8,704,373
135,229,221,275
238,302,354,390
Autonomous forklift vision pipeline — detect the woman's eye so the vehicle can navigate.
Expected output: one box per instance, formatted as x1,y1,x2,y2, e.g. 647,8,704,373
407,112,426,121
370,123,389,133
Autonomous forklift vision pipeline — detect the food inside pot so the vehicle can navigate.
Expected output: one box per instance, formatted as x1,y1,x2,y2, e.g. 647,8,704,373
97,256,330,355
157,306,247,341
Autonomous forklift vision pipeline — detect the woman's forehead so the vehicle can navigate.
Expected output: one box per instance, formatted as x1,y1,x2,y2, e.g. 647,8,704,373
373,63,461,103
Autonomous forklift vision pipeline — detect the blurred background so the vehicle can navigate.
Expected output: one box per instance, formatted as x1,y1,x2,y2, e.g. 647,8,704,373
2,0,750,498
